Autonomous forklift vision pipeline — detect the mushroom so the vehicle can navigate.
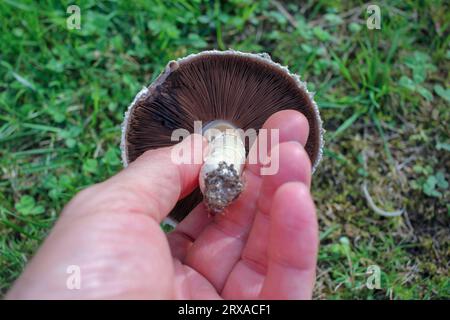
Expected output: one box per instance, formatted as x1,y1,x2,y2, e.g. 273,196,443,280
121,50,324,225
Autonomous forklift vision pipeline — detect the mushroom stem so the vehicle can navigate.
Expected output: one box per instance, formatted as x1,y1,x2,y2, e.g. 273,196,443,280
199,128,246,213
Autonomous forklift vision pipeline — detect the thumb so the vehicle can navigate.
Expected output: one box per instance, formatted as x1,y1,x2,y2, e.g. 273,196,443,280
64,134,207,222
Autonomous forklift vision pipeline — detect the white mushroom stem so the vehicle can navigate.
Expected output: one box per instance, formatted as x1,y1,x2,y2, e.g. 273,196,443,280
199,128,246,213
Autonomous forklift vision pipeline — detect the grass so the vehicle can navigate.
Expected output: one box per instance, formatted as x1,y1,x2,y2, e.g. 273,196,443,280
0,0,449,299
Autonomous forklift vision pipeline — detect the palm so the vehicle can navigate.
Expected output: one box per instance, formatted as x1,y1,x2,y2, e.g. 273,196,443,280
167,112,317,299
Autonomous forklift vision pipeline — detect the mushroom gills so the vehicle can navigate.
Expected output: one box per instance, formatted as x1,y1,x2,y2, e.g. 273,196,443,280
121,50,324,224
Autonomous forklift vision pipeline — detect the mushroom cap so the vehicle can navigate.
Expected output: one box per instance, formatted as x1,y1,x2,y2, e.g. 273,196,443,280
121,50,324,222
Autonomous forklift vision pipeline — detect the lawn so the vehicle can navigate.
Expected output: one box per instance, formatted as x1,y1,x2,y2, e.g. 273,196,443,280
0,0,448,299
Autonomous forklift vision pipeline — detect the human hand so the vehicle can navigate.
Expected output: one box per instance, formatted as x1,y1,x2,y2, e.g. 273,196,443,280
7,110,318,299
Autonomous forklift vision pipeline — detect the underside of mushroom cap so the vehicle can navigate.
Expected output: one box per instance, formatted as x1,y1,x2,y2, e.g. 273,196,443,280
121,50,324,222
